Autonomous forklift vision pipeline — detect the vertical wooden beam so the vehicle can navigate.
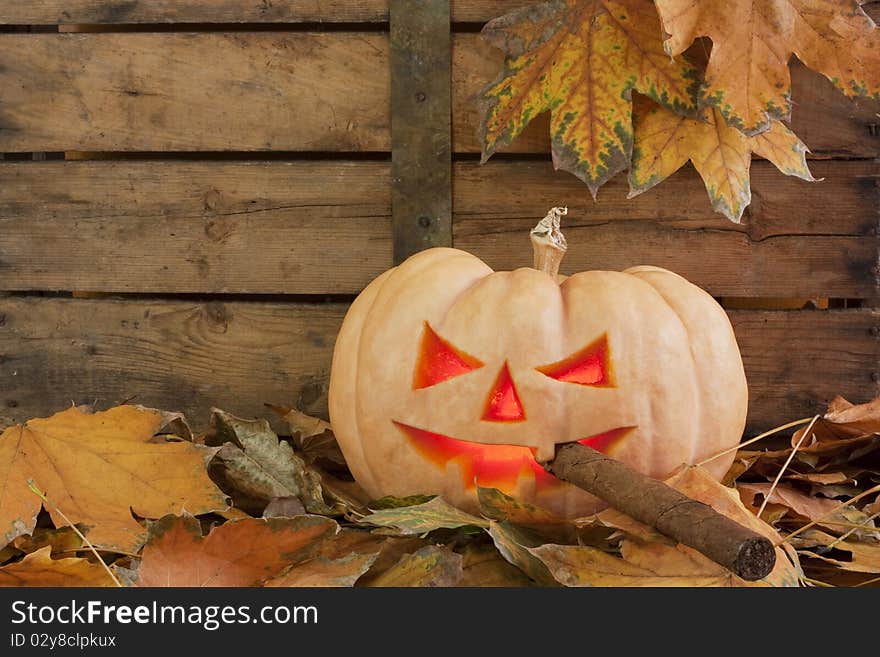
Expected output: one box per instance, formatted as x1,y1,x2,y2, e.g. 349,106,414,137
390,0,452,264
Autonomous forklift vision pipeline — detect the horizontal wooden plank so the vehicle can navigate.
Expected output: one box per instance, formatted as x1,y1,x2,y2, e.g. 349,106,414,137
457,232,875,299
0,1,390,23
0,0,521,24
454,159,880,298
0,32,877,156
0,161,392,294
0,33,390,152
460,158,879,298
454,159,879,239
728,309,880,433
0,298,345,433
456,232,876,300
0,159,875,297
0,298,876,435
9,1,876,24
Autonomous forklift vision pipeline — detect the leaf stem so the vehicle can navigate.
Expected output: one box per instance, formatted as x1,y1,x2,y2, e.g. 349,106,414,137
853,575,880,588
696,416,814,467
825,510,880,548
756,417,814,519
776,483,880,547
27,480,123,587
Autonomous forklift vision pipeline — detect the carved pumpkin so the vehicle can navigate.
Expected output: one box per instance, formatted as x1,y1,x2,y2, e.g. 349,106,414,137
329,208,748,518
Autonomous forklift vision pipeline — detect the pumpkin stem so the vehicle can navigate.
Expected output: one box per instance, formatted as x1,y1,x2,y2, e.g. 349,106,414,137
530,206,568,278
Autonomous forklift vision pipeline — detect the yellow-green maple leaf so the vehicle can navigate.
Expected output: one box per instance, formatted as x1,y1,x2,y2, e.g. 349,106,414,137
654,0,880,135
479,0,700,197
628,98,816,222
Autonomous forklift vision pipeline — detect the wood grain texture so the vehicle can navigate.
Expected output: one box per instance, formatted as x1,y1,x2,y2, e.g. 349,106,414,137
0,0,521,23
13,1,874,24
457,231,876,299
0,33,390,152
0,0,390,23
0,298,876,433
0,33,877,155
0,161,392,294
728,309,880,431
0,159,875,296
390,0,453,262
454,159,880,298
0,297,346,432
453,159,878,238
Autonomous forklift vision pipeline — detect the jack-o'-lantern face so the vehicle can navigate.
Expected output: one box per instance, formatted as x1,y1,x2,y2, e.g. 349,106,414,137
393,323,635,493
329,214,748,519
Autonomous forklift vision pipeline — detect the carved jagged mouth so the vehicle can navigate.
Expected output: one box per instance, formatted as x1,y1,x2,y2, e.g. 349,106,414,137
393,421,635,491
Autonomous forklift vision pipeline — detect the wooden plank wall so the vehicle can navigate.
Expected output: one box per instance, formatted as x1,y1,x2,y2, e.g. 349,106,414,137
0,1,878,434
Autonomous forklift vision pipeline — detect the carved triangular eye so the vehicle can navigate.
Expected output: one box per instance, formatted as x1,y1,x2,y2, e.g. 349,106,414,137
537,334,614,387
413,323,484,389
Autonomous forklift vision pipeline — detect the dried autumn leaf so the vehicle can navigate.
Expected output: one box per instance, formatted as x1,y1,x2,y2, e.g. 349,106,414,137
153,409,193,442
732,397,880,475
0,546,116,587
479,487,577,545
215,507,253,522
654,0,880,134
365,545,463,587
368,494,437,509
738,482,879,539
207,409,331,515
357,538,435,585
487,522,558,586
629,98,815,222
264,527,385,587
530,542,726,586
785,472,855,485
136,513,338,587
262,496,307,519
480,0,699,196
791,529,880,574
458,542,537,586
0,406,227,552
0,546,19,566
316,474,373,515
272,404,332,440
265,552,380,587
476,487,563,524
13,527,83,557
359,497,489,536
267,403,348,469
798,395,880,442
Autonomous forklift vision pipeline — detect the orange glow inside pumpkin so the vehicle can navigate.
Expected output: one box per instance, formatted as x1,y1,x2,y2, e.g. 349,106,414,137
577,426,635,451
413,323,483,389
537,334,614,386
395,422,634,491
395,421,556,489
482,362,526,422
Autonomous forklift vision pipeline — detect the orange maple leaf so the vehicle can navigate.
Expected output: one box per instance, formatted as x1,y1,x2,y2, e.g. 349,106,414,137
654,0,880,135
629,98,816,222
136,513,338,586
0,546,116,587
0,406,228,552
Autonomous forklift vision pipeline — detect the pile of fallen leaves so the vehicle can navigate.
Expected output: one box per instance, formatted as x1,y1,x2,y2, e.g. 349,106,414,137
0,397,878,587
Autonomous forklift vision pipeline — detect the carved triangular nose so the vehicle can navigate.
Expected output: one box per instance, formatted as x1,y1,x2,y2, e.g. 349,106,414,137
482,361,525,422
